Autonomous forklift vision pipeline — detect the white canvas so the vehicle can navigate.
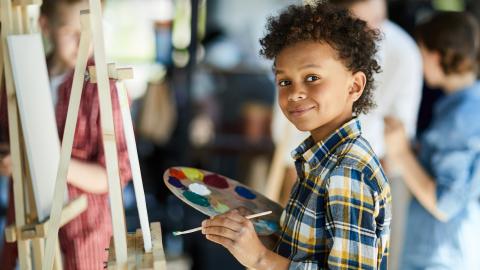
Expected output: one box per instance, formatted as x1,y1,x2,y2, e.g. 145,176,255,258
7,34,65,222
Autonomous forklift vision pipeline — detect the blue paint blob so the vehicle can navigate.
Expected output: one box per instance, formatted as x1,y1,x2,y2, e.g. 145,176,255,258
168,177,186,189
234,186,256,200
265,220,279,232
253,219,279,235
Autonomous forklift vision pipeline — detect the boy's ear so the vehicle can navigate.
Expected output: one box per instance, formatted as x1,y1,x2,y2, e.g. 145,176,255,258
349,71,366,102
38,15,51,38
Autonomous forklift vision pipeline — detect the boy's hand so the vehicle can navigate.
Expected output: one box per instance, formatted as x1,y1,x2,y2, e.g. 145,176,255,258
202,209,268,269
384,116,411,160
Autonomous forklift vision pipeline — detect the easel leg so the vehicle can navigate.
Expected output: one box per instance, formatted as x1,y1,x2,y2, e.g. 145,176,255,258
42,11,92,270
54,241,63,270
89,0,128,264
11,6,23,34
20,5,30,34
116,81,152,252
1,0,31,268
32,238,45,269
264,124,291,202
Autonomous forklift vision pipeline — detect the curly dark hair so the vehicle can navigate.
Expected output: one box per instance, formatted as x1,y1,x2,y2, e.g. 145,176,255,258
259,1,381,115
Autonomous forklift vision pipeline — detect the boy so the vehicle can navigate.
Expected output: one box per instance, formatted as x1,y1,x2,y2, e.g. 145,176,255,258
0,0,131,269
201,2,392,269
385,11,480,269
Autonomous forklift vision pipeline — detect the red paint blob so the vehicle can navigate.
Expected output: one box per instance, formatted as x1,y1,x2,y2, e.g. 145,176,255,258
170,168,186,179
204,174,229,189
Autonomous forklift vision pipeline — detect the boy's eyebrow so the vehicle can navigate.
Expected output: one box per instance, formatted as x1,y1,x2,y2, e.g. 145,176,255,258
299,64,323,70
275,64,323,75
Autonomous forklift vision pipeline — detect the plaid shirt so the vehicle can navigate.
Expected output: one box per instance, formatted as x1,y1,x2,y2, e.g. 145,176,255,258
275,118,392,270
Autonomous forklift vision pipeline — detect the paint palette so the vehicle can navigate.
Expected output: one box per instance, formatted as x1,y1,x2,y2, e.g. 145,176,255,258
164,167,283,235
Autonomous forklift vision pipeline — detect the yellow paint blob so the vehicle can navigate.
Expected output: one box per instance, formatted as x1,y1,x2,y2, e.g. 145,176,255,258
182,168,204,181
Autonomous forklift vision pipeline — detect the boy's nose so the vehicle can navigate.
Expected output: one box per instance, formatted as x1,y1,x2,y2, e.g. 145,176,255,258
288,86,307,101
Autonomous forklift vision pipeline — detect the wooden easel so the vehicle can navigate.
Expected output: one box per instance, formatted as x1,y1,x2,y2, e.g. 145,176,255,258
0,0,88,269
42,0,166,269
91,63,167,269
264,124,291,202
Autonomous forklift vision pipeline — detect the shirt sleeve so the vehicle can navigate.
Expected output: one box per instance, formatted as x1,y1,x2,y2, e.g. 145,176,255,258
96,80,132,188
324,168,386,270
387,46,423,140
431,148,480,221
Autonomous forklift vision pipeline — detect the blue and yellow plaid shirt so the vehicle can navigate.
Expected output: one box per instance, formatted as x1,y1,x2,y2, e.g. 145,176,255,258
275,118,392,269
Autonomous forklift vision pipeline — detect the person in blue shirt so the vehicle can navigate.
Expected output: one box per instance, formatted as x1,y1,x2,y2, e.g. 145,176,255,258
384,11,480,269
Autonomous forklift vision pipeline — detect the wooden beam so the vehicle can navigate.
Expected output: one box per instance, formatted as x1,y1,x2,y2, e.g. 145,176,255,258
12,0,42,6
88,65,133,83
89,0,128,265
117,81,152,252
42,10,92,270
151,222,167,269
5,195,88,242
1,0,31,268
264,124,291,201
35,195,88,238
107,222,166,269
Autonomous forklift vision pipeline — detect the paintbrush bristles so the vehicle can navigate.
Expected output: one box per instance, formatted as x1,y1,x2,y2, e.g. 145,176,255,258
173,210,273,236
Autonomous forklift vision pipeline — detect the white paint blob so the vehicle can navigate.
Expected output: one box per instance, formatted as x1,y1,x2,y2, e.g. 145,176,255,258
188,183,212,196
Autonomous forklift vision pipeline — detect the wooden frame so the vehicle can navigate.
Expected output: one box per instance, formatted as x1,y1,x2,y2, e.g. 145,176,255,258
1,1,88,269
106,222,166,269
43,1,165,269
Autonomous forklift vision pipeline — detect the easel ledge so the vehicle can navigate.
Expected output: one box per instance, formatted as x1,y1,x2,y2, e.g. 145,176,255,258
106,222,166,269
88,64,133,83
4,195,88,242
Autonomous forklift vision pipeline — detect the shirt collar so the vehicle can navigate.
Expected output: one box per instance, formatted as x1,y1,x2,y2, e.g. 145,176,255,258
435,81,480,115
291,118,362,168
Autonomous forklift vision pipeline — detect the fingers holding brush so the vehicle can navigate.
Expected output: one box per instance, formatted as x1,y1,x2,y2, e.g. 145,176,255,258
202,209,267,268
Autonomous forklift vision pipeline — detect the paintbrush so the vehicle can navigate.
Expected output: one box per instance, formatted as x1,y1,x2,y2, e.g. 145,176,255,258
173,210,273,236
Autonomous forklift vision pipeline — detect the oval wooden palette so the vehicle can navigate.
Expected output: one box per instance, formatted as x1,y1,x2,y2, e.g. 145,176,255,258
163,167,283,235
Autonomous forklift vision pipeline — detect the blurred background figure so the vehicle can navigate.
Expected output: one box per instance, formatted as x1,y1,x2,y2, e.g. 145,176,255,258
385,11,480,269
1,0,133,269
339,1,423,269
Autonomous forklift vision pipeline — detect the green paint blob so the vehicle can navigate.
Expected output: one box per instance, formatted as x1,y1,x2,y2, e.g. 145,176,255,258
213,202,230,214
182,168,204,181
183,190,210,207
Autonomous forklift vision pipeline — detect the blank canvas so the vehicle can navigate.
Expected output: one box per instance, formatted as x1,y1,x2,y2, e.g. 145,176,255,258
7,34,65,222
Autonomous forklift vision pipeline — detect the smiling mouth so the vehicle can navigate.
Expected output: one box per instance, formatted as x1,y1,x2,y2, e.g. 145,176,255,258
288,106,315,117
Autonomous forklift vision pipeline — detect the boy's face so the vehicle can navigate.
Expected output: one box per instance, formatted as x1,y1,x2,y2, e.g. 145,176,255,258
419,45,444,88
275,41,365,142
40,2,89,70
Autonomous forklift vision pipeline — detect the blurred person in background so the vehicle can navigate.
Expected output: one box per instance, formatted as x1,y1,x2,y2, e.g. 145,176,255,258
0,0,132,269
385,11,480,269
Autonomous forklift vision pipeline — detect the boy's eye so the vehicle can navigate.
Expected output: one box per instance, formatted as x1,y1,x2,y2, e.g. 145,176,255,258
306,75,320,82
278,80,291,87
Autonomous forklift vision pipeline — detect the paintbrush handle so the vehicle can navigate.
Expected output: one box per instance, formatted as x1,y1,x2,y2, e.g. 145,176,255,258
245,210,273,219
175,227,203,235
174,210,273,236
